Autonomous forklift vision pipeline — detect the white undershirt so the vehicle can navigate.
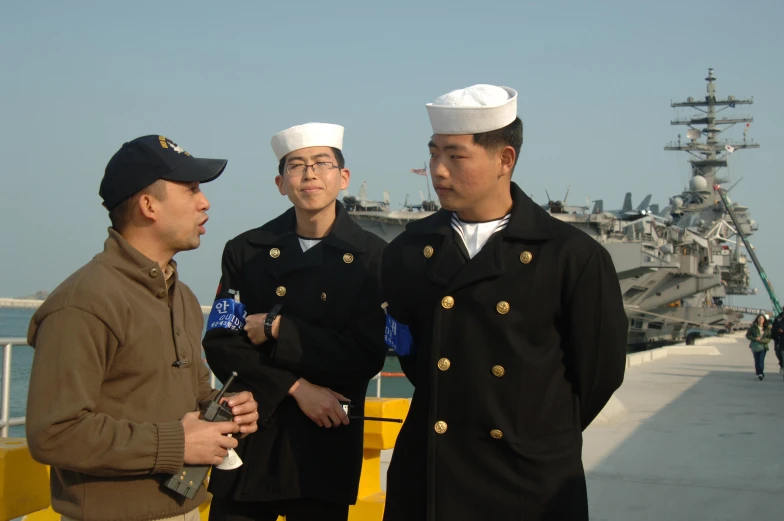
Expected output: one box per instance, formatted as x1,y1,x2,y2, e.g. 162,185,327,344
451,213,511,259
298,237,322,252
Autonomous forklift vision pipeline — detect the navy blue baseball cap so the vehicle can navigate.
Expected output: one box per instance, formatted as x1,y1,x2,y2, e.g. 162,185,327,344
99,135,227,210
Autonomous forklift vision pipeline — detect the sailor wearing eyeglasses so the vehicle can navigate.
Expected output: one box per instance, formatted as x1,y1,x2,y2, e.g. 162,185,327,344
203,123,389,521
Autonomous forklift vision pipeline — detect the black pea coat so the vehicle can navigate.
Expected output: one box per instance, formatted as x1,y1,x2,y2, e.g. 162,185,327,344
381,183,628,521
203,202,388,505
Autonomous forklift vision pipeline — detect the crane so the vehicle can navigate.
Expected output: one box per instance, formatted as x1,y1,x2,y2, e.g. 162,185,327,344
713,184,782,316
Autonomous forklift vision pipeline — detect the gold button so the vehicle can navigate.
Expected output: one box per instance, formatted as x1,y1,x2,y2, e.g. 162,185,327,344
270,248,281,258
321,292,327,301
434,421,448,434
492,365,505,377
490,429,503,439
157,290,166,299
149,268,159,278
175,326,181,336
520,251,533,264
423,245,434,258
343,253,354,264
496,301,510,314
441,296,455,309
276,286,287,297
437,358,451,371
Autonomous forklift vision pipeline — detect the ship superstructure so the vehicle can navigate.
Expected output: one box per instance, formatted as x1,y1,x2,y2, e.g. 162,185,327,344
348,69,763,346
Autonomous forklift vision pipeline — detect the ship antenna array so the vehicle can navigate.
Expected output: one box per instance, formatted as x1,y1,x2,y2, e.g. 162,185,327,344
664,68,759,189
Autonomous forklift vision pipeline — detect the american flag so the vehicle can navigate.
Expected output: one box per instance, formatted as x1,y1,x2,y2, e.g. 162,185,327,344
411,168,427,176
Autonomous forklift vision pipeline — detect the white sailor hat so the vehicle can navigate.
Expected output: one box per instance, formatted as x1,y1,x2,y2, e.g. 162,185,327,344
271,122,344,161
426,84,518,135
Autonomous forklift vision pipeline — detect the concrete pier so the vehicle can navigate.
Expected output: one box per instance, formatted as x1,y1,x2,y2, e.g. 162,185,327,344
584,333,784,519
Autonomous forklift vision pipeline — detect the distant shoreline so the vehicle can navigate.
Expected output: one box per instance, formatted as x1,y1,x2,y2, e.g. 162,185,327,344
0,297,211,314
0,298,43,309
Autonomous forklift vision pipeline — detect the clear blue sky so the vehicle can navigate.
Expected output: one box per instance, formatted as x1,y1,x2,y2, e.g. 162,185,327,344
1,0,781,311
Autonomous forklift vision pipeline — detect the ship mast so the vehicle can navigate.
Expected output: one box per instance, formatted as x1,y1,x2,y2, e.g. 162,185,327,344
423,161,433,203
411,161,434,205
664,68,759,189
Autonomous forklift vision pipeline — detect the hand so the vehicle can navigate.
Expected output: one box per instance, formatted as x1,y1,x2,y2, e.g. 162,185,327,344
181,411,240,466
221,391,259,438
288,378,350,428
244,313,280,345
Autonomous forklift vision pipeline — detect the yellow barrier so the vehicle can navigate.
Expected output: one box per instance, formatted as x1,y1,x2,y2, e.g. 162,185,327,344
0,439,50,520
349,398,409,521
5,398,410,521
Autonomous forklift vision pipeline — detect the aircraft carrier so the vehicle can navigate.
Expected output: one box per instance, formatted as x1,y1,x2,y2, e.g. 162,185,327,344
347,69,763,347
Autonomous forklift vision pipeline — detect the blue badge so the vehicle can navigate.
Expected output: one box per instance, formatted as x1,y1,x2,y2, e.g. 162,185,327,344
385,314,414,356
206,298,247,332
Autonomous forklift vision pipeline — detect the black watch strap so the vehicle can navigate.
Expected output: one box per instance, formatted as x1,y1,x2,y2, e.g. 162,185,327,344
264,304,283,340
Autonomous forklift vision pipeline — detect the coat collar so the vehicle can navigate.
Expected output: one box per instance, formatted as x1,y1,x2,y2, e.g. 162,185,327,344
97,228,176,297
404,182,557,291
405,182,557,242
247,201,368,253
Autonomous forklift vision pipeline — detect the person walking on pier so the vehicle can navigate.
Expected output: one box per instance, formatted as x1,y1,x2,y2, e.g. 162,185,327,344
747,314,773,380
381,84,628,521
203,122,388,521
26,135,259,521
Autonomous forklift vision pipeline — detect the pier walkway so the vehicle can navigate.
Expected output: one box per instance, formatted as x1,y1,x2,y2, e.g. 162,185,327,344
583,333,784,519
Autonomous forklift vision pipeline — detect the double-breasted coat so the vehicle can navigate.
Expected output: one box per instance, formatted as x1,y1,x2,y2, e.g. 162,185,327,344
381,183,628,521
203,202,388,505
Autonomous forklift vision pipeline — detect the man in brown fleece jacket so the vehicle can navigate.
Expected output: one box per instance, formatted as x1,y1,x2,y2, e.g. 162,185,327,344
26,135,260,521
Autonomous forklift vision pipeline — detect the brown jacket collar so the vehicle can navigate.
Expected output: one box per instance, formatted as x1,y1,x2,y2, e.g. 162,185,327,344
97,228,177,297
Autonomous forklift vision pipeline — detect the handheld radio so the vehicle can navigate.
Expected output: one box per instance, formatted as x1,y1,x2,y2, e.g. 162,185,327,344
163,371,240,499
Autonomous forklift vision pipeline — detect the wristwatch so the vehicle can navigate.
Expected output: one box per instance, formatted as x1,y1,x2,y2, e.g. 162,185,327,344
264,304,283,341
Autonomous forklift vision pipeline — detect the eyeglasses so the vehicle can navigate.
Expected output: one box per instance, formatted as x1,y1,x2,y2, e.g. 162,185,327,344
285,162,339,176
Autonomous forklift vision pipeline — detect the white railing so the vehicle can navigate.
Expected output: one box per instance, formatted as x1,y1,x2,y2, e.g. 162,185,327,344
1,336,390,437
208,370,383,397
0,337,28,437
372,373,382,398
